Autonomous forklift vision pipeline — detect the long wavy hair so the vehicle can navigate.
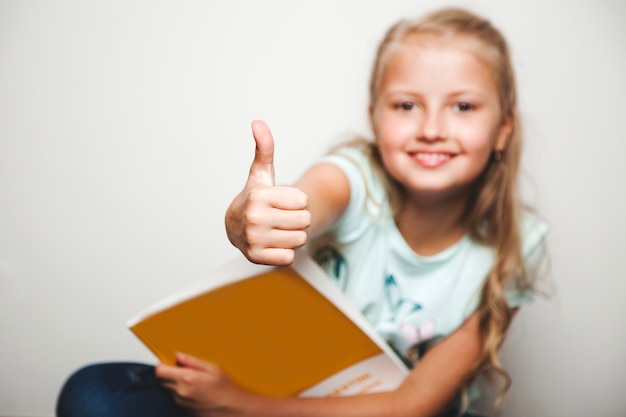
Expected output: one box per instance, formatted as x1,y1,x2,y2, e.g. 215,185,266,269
364,7,527,409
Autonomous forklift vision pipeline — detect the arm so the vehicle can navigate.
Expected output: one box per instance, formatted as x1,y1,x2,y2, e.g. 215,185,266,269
225,120,350,265
156,310,484,417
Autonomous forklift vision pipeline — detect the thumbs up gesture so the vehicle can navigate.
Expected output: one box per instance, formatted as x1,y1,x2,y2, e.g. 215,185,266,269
225,121,311,265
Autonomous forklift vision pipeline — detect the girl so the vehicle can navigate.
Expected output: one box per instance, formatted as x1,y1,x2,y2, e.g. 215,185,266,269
57,7,548,417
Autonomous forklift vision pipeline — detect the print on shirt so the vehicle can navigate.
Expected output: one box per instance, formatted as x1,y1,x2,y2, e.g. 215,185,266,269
384,274,422,320
314,246,438,363
312,245,348,289
385,274,436,347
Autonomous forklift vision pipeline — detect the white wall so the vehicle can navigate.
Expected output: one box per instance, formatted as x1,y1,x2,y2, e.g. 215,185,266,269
1,1,625,416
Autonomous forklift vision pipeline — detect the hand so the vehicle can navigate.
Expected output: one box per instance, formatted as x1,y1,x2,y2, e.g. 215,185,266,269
225,120,311,265
156,353,249,417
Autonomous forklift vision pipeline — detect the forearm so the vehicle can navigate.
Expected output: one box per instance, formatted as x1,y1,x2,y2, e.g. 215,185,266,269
292,162,350,240
226,312,483,417
232,388,445,417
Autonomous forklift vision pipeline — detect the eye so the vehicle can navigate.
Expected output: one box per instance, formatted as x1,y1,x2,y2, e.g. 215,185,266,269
394,101,417,111
454,102,476,112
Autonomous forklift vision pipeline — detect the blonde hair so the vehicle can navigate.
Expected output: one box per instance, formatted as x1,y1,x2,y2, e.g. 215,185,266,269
364,7,527,409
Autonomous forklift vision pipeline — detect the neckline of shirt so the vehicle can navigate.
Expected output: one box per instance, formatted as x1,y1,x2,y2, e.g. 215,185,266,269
388,219,470,265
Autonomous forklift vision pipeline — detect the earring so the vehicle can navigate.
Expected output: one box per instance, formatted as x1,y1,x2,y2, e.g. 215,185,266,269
494,150,503,161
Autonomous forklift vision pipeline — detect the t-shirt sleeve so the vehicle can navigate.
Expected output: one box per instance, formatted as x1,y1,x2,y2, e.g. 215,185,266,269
318,147,386,243
504,213,550,308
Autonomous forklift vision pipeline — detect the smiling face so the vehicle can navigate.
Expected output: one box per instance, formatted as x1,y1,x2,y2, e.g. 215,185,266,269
371,34,511,201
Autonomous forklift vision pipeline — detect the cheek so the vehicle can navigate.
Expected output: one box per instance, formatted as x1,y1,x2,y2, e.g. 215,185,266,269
375,112,413,147
373,115,405,176
456,123,500,156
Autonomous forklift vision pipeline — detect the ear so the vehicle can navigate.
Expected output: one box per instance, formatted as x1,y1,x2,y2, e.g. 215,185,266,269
368,105,378,139
495,116,512,152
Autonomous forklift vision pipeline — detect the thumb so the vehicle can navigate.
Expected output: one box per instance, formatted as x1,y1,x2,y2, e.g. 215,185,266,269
247,119,275,187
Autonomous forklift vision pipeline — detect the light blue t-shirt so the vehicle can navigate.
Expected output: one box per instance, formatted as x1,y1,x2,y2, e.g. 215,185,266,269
307,145,549,365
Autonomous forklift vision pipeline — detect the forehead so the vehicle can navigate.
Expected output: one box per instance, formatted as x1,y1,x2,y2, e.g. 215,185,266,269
380,33,499,93
400,32,498,69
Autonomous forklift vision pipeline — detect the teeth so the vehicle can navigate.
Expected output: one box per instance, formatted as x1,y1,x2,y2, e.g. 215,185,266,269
416,153,449,161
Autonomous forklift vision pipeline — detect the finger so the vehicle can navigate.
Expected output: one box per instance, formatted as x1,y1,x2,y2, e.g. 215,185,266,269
247,120,275,188
265,186,308,210
245,227,308,250
244,187,308,215
266,229,308,248
258,209,311,232
246,247,297,266
158,378,177,391
268,208,311,231
175,352,216,372
155,363,183,383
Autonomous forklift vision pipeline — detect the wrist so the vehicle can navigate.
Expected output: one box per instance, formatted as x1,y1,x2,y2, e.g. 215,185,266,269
228,391,273,417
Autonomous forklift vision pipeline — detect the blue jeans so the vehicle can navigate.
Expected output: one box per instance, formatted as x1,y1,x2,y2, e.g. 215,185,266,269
57,362,487,417
56,362,192,417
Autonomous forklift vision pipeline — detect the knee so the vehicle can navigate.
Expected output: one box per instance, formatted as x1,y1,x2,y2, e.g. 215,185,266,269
56,363,107,417
56,362,153,417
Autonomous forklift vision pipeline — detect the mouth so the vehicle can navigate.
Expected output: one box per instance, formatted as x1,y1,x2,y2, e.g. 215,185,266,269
410,151,455,167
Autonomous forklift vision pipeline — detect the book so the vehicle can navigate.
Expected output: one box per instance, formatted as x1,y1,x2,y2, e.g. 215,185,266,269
127,250,410,398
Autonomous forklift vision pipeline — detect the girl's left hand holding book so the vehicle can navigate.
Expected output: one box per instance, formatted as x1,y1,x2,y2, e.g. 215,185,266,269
156,353,254,417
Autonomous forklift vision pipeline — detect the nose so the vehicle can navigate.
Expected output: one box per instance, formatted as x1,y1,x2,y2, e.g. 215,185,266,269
417,109,446,142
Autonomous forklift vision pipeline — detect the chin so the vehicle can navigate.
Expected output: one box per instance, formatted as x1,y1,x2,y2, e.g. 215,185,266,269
407,183,470,199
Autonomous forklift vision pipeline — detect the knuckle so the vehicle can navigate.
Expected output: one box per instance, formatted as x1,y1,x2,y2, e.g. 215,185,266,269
244,229,264,249
176,387,190,399
246,247,270,265
243,208,264,228
245,248,262,263
246,188,268,204
181,373,195,386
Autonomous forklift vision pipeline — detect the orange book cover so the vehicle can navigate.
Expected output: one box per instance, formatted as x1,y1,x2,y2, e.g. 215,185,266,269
127,250,409,398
